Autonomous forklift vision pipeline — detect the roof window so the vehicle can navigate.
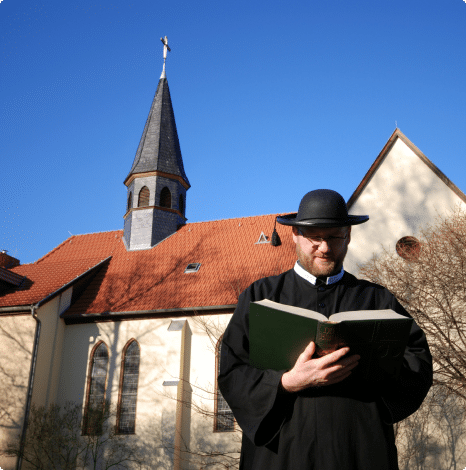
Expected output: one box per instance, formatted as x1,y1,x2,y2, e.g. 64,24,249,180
184,263,201,273
255,232,269,244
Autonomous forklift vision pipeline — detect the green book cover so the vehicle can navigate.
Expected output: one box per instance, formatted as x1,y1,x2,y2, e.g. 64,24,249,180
249,299,413,382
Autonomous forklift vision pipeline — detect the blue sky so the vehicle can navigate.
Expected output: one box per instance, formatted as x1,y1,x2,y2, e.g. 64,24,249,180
1,0,466,264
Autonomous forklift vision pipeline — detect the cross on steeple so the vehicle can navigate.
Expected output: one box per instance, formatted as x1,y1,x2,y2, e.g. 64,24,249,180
160,36,171,78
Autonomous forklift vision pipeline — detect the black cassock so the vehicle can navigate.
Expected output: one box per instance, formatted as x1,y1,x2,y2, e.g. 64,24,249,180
218,267,432,470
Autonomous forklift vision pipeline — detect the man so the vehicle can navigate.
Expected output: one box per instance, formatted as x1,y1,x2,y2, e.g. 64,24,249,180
218,189,432,470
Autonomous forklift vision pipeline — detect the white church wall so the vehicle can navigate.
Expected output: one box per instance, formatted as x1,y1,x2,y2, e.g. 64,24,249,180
55,315,238,469
31,294,67,408
0,313,36,470
56,317,181,467
188,313,240,466
345,138,466,273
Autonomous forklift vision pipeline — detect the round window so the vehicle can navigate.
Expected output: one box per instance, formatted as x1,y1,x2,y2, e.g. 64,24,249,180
396,236,421,260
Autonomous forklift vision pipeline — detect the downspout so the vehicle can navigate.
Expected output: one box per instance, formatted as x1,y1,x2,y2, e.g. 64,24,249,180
16,304,41,470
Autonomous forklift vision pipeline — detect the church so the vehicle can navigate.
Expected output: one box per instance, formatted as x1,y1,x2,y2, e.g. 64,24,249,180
1,40,465,470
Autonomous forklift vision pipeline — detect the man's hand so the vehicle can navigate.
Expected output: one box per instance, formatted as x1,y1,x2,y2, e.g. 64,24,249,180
281,341,359,393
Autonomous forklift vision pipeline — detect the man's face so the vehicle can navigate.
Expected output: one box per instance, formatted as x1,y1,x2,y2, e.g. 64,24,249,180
292,225,351,278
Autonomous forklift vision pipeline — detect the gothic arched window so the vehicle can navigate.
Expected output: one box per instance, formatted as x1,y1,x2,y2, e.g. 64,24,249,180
160,187,171,208
214,337,235,432
83,342,109,435
117,340,140,434
179,194,185,216
138,186,150,207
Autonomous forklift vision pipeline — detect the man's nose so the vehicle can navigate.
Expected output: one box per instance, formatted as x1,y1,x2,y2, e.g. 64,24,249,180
318,240,332,253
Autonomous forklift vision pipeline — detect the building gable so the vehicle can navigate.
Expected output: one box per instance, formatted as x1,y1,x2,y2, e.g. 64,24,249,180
345,129,466,272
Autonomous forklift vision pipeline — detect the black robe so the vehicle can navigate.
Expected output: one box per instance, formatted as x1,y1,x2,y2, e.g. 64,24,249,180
218,268,432,470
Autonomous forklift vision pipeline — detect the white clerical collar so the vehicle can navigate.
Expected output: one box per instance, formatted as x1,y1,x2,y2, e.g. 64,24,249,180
294,261,344,286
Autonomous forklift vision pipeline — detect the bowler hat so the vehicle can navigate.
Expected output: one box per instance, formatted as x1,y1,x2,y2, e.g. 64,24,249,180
276,189,369,228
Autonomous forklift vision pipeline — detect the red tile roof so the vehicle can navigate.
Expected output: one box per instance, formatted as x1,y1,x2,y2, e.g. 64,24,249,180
0,266,24,286
0,215,296,318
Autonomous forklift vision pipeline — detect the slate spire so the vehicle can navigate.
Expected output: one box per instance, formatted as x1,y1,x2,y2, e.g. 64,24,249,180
124,77,190,187
123,38,190,251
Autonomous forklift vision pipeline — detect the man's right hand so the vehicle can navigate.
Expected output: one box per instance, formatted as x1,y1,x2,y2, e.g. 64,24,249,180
280,341,359,393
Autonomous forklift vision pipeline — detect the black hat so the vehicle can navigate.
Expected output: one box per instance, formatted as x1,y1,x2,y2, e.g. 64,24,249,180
276,189,369,228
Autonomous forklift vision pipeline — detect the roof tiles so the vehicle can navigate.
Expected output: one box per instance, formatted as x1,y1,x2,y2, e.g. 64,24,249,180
0,216,296,317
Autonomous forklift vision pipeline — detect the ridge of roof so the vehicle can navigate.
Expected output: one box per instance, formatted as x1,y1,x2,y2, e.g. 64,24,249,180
57,229,123,239
347,128,466,209
186,212,293,225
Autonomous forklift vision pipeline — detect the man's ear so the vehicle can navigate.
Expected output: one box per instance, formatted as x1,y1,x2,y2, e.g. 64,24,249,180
292,226,299,244
346,226,351,245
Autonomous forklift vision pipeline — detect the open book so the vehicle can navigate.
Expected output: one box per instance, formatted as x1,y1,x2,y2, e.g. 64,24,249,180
249,299,413,382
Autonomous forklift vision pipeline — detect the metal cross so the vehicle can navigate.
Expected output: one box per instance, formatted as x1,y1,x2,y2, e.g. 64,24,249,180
160,36,171,78
160,36,171,60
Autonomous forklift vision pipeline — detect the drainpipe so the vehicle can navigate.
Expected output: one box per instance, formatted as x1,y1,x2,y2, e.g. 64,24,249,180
16,304,41,470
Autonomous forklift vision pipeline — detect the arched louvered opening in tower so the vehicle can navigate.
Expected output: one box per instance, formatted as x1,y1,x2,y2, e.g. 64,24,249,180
127,192,133,212
179,194,185,216
160,187,171,208
138,186,150,207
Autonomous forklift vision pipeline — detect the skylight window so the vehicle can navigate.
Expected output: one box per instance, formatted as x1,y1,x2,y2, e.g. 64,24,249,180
184,263,201,273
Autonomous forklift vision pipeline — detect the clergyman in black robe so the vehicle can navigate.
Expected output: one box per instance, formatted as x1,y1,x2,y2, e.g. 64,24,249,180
218,190,432,470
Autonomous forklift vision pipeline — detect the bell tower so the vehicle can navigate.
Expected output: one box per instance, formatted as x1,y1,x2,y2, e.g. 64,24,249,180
123,37,190,251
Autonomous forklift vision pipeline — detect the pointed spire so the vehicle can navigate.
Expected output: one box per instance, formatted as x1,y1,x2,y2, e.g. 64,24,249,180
124,37,189,188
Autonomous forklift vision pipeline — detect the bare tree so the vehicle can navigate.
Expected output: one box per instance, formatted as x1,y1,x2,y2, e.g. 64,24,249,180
358,208,466,468
1,401,145,470
393,384,466,470
358,208,466,399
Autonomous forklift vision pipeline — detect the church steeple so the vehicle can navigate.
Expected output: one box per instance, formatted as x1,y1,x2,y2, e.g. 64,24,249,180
123,37,190,251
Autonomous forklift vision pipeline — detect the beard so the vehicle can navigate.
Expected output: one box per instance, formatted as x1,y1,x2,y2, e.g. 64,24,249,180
296,243,346,278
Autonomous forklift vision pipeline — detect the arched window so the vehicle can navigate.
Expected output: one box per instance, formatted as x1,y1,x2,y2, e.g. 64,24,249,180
160,187,171,208
83,342,109,435
138,186,150,207
214,337,235,432
179,194,185,216
117,340,140,434
127,191,133,211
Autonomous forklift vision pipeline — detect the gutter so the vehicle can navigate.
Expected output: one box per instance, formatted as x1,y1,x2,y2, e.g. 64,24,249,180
61,304,238,324
16,304,41,470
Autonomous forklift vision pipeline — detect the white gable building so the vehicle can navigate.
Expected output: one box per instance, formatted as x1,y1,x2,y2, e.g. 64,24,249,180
345,129,466,273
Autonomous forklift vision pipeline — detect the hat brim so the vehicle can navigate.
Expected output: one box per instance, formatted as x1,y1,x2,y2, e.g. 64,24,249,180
276,214,369,228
